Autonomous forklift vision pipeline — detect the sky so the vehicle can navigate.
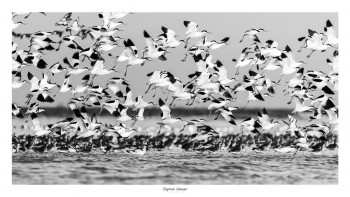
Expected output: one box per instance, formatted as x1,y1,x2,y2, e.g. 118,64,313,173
12,12,338,109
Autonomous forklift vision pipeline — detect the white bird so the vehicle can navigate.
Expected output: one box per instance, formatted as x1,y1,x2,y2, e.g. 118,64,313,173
260,40,282,58
240,118,262,134
123,39,148,76
213,60,237,85
133,95,154,110
123,86,135,108
309,76,335,95
12,103,24,118
232,52,256,76
257,108,279,133
169,80,194,107
323,20,338,46
261,58,282,74
157,98,183,133
90,59,118,82
207,37,230,51
298,29,331,58
100,99,121,116
181,45,206,62
291,95,313,114
277,46,305,83
274,147,297,153
12,19,25,30
179,119,206,132
125,141,148,156
190,125,219,142
72,74,91,95
12,71,28,89
116,104,133,122
310,95,335,111
107,20,126,29
214,106,238,125
239,28,266,43
66,17,84,34
208,97,231,116
59,74,72,93
143,30,167,61
114,123,135,138
98,12,130,27
55,12,72,26
327,50,338,74
183,20,210,48
158,26,183,48
57,36,83,52
30,113,51,136
283,115,300,134
48,62,66,76
23,52,48,69
243,86,267,110
25,102,45,114
64,51,88,75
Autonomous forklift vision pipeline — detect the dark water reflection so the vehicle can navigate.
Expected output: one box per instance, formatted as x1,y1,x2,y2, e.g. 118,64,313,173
12,150,338,184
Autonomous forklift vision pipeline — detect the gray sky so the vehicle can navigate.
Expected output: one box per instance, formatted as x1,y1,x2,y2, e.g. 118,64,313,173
12,12,338,109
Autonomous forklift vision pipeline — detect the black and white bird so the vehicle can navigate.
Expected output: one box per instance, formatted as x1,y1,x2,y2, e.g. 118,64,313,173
207,37,230,51
30,113,52,136
291,95,313,114
55,12,73,26
12,71,28,89
257,108,279,133
298,29,331,58
239,28,266,43
277,46,305,83
157,98,183,134
12,103,24,118
239,118,262,134
323,20,338,46
143,30,167,61
190,124,219,142
122,39,148,76
25,103,45,114
56,35,83,51
213,60,237,85
12,12,46,20
72,74,91,95
183,20,210,48
23,52,48,69
48,62,66,76
214,106,238,125
243,86,267,110
157,26,183,48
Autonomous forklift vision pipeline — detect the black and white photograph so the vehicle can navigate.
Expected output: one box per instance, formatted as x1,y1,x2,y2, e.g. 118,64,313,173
3,0,350,195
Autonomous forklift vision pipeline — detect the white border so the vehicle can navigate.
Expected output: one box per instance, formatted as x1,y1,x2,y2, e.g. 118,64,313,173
2,0,349,197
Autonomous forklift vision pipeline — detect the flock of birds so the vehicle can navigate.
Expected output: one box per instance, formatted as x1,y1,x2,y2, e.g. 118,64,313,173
12,12,338,156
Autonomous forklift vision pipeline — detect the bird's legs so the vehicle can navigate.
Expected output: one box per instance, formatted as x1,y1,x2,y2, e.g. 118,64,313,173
144,83,154,95
306,50,315,58
169,96,176,107
277,74,284,84
293,147,301,156
124,64,130,76
243,101,250,111
152,86,158,97
235,67,240,75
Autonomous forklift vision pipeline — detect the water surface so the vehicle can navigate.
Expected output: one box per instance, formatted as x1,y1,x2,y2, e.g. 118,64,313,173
12,149,338,184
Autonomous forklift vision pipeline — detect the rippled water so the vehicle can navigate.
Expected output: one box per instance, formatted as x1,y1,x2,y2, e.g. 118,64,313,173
12,149,338,184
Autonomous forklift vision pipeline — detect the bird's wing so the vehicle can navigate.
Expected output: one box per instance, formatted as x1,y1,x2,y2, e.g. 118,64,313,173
184,21,198,34
30,113,42,131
